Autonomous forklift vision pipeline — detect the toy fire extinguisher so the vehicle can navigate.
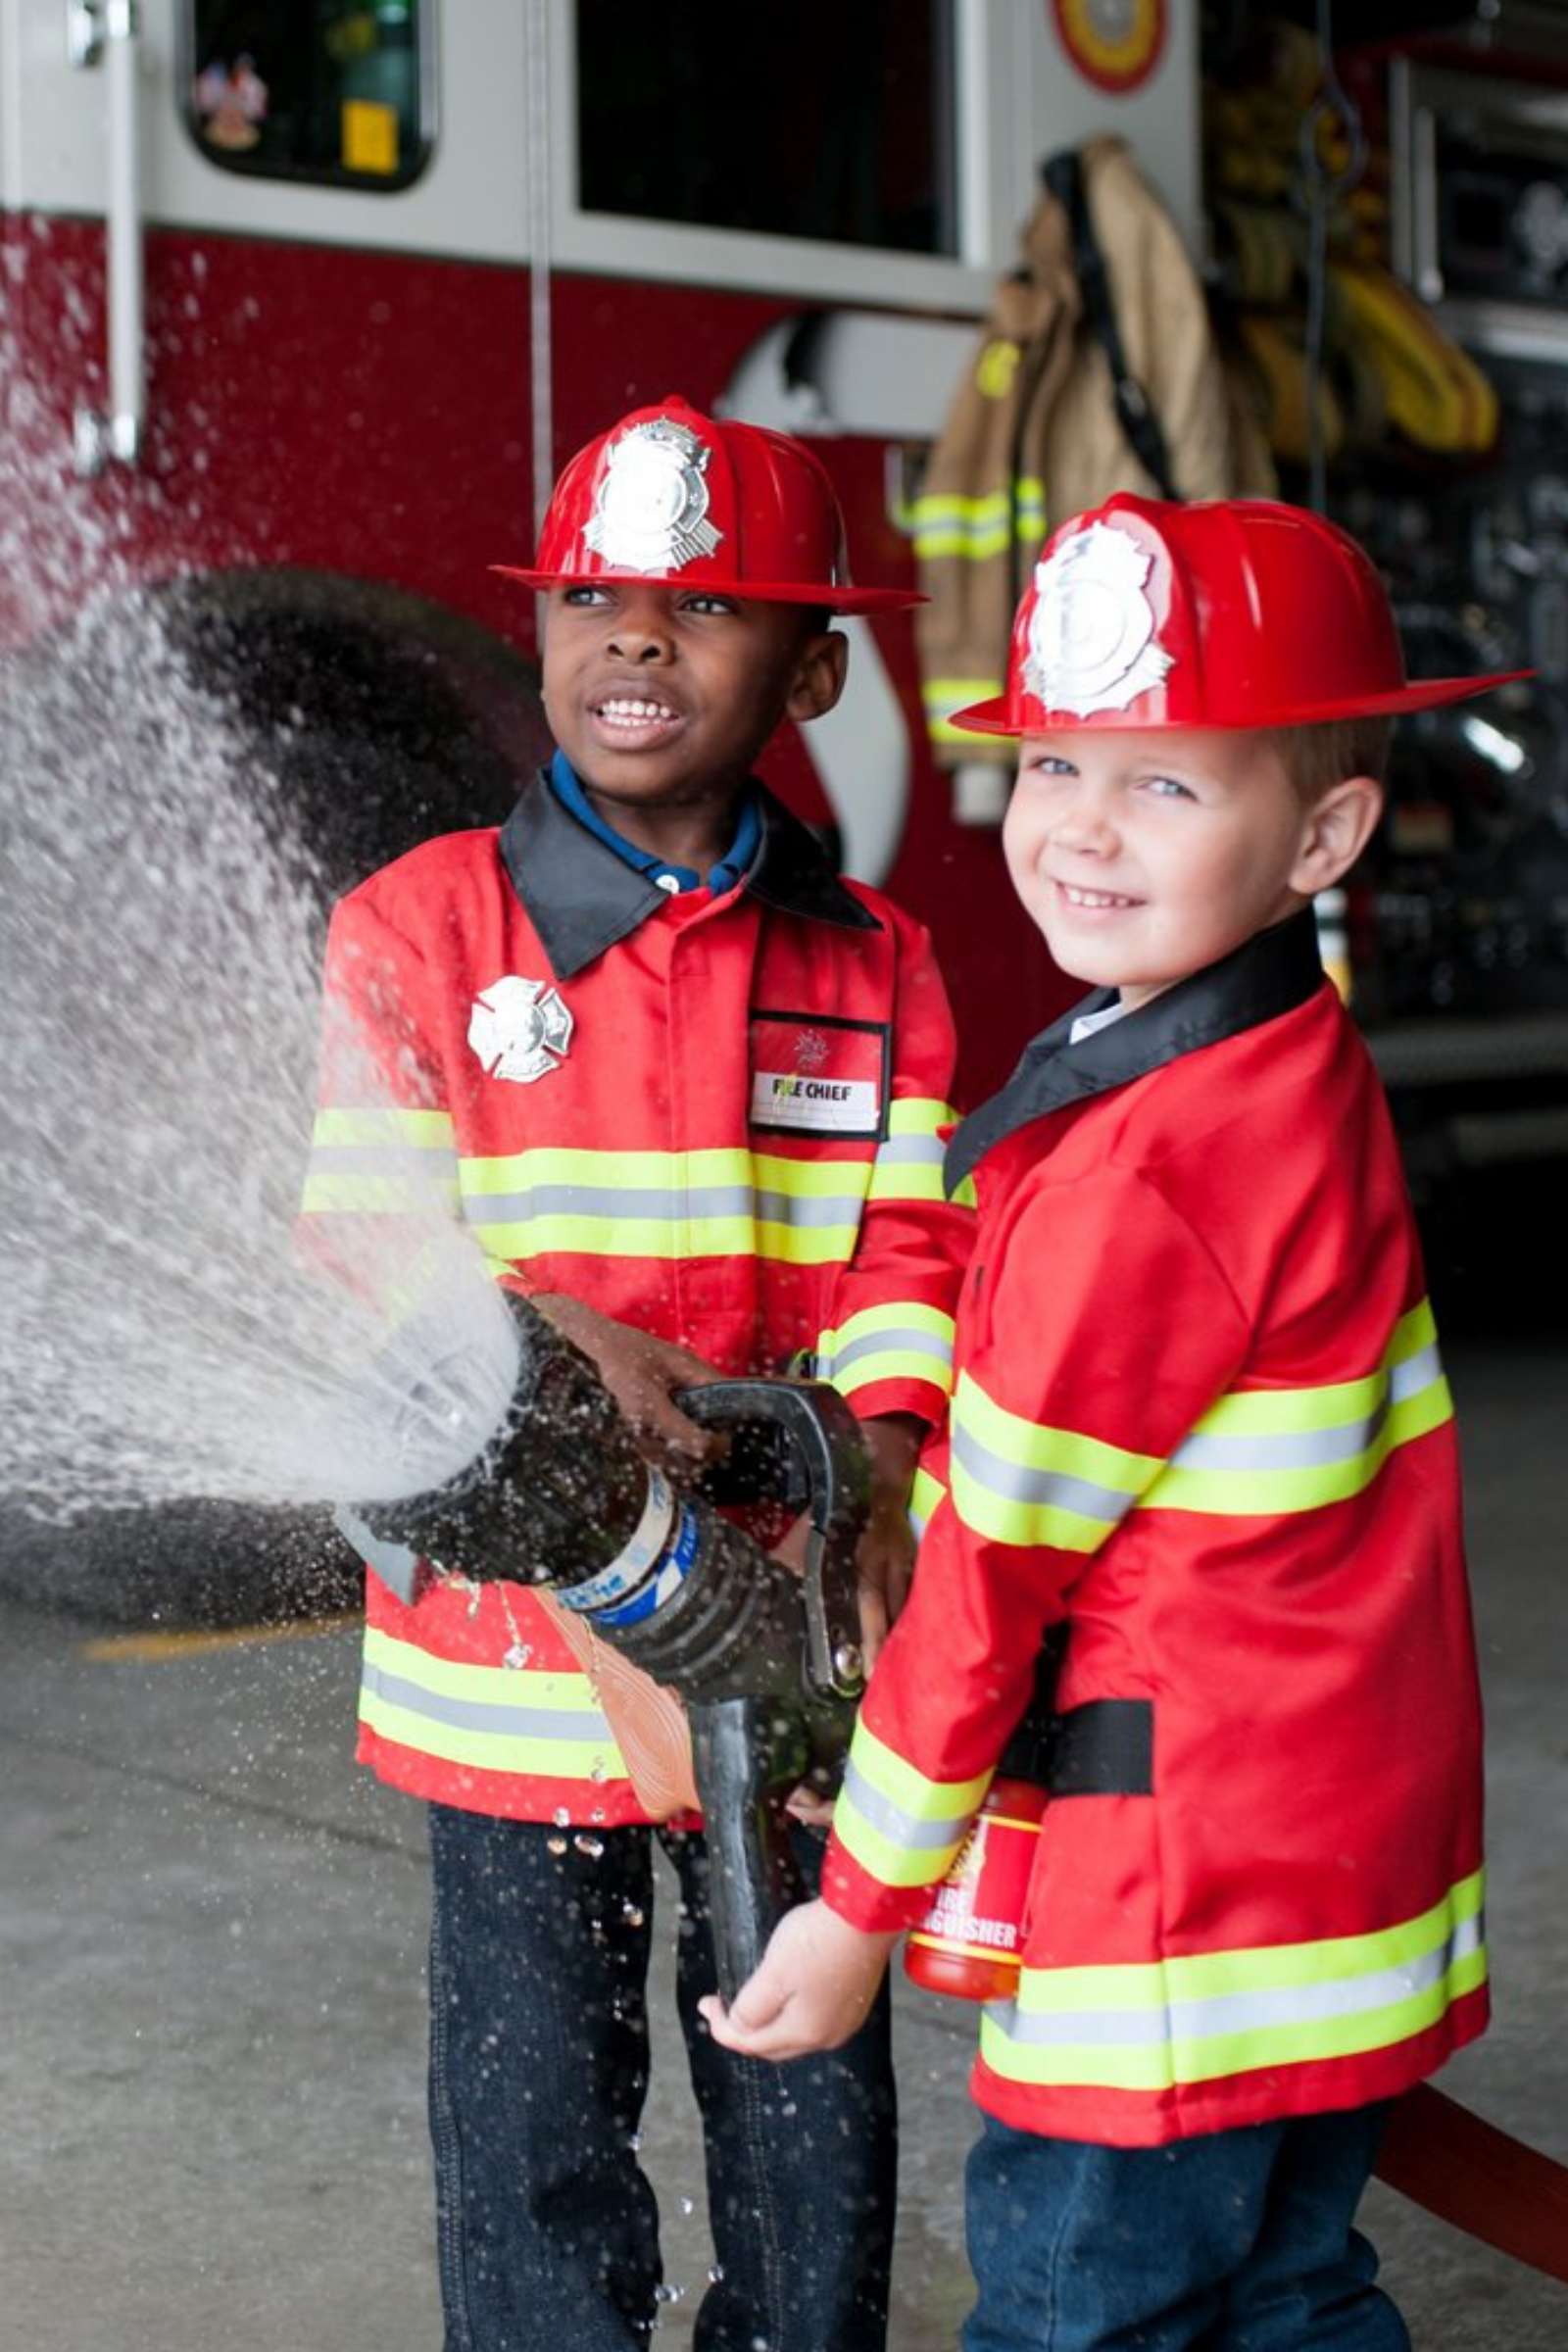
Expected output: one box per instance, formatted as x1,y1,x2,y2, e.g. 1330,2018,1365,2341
903,1644,1058,2002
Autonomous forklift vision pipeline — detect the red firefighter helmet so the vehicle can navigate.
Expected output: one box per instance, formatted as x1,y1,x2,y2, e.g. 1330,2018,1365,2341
493,394,921,614
952,493,1528,735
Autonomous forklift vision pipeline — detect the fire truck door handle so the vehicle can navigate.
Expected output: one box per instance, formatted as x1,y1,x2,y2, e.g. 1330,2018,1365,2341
68,0,145,473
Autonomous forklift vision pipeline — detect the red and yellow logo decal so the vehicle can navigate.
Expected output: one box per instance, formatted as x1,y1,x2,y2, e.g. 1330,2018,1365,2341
1052,0,1165,94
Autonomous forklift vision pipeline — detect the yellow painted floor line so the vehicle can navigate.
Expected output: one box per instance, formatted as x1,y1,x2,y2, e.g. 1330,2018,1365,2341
83,1611,363,1662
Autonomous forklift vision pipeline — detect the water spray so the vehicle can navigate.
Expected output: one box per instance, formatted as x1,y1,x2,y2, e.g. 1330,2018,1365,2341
344,1290,870,1997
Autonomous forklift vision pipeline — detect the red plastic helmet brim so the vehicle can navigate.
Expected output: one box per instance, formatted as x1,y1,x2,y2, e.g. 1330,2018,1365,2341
949,668,1534,736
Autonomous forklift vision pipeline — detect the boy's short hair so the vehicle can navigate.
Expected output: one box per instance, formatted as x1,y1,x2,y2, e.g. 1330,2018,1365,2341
1259,714,1396,804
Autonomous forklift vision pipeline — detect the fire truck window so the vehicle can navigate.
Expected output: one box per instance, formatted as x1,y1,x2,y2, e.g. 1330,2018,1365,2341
184,2,430,189
574,0,957,256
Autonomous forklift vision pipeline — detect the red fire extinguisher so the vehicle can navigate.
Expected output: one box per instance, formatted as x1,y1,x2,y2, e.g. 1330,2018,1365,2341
903,1648,1057,2002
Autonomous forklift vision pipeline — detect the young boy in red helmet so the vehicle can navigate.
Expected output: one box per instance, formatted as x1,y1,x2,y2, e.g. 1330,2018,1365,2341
705,494,1514,2349
302,396,971,2350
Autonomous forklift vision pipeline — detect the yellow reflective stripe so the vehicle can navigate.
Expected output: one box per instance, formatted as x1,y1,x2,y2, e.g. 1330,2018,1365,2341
458,1146,873,1267
312,1106,455,1149
888,1097,960,1137
815,1300,956,1398
359,1625,624,1782
951,1370,1162,1552
869,1096,961,1205
462,1143,751,1198
950,1305,1452,1549
981,1872,1487,2093
301,1103,461,1215
835,1719,993,1888
1144,1304,1452,1518
908,1461,947,1537
909,480,1047,561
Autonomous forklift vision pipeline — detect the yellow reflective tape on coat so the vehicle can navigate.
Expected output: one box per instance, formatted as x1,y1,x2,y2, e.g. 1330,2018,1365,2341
868,1096,964,1205
359,1625,625,1783
980,1871,1487,2094
301,1102,462,1215
814,1300,956,1399
833,1719,993,1889
457,1144,873,1267
908,1460,947,1539
1142,1305,1452,1519
950,1370,1163,1552
909,480,1047,562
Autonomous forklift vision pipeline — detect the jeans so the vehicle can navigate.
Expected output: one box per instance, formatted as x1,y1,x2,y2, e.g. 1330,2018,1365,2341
962,2103,1408,2352
426,1804,896,2351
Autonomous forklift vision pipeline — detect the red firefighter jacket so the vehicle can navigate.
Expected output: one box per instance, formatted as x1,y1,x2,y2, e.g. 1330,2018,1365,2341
825,910,1488,2144
302,771,971,1825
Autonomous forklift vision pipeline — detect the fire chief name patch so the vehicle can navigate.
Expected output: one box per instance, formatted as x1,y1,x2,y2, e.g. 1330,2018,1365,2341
749,1010,889,1140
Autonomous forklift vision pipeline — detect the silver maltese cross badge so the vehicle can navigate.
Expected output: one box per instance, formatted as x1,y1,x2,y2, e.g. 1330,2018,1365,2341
583,416,722,573
467,975,574,1084
1025,519,1174,716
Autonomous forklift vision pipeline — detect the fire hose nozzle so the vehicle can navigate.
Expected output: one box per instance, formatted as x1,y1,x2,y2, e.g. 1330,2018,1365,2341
344,1292,867,1711
337,1293,873,1996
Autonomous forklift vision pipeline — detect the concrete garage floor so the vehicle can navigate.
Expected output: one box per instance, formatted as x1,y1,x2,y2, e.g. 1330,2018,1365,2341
1,1334,1564,2351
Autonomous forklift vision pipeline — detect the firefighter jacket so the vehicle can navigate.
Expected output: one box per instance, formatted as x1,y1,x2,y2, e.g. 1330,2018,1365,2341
914,134,1276,765
302,769,971,1826
824,910,1488,2144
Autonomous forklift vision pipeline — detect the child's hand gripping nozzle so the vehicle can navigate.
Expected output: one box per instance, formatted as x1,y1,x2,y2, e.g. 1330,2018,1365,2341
343,1292,869,2000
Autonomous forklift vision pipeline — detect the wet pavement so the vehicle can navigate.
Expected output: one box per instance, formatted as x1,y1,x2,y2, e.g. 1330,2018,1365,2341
2,1332,1565,2350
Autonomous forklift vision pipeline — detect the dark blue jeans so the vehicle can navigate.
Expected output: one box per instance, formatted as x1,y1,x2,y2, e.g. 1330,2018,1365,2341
427,1804,896,2351
962,2104,1408,2352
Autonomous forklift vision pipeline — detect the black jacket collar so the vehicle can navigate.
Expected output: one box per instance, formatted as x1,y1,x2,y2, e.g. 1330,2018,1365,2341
499,769,880,979
946,906,1329,1197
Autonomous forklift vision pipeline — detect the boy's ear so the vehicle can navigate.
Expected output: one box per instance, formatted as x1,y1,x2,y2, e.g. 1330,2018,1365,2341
785,628,849,723
1290,774,1384,897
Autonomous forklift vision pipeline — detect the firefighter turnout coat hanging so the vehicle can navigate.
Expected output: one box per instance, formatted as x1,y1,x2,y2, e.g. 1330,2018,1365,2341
303,774,970,1826
824,912,1488,2144
914,135,1276,764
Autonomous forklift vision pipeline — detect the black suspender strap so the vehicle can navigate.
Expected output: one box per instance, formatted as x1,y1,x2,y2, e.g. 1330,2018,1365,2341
1042,147,1180,503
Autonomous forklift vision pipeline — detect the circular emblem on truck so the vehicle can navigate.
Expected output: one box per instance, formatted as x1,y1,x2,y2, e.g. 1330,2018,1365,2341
1053,0,1166,94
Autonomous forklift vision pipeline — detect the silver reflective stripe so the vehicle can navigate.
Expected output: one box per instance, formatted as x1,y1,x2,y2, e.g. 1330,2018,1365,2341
1170,1339,1445,1475
308,1142,455,1180
953,1421,1137,1529
361,1656,606,1743
823,1323,955,1376
1173,1407,1392,1475
996,1907,1487,2051
873,1133,946,1171
753,1184,871,1228
464,1180,756,1223
461,1179,865,1231
839,1755,973,1855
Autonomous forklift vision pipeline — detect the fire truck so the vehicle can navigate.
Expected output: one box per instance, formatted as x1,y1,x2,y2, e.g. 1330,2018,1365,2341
2,1,1563,1255
0,0,1205,1104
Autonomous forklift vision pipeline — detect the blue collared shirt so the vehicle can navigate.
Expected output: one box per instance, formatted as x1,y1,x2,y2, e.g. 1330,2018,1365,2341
548,751,760,896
